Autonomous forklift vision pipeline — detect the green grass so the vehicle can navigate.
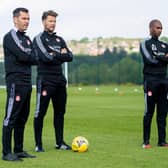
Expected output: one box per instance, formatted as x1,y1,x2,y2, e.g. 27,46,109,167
0,85,167,168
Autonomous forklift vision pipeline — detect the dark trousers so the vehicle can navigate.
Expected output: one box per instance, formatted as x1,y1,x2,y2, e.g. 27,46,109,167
143,78,168,144
2,84,32,155
34,81,67,147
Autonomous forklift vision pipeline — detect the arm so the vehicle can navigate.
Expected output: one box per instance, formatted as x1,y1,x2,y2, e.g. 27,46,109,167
154,43,168,63
4,32,38,65
4,33,32,63
140,39,158,64
53,38,73,62
154,53,168,63
33,36,61,65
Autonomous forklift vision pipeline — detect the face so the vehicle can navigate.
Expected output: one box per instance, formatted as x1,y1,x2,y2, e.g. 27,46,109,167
150,21,162,38
13,11,30,32
43,15,56,33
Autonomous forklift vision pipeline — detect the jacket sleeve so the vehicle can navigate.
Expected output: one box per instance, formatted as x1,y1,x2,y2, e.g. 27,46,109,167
140,40,158,65
154,43,168,63
53,38,73,62
33,37,61,65
3,34,38,65
155,55,168,63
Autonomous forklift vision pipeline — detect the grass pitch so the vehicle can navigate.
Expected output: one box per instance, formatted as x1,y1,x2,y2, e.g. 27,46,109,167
0,85,167,168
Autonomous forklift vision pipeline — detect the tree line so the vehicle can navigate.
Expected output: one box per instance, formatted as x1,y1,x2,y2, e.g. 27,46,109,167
0,49,143,86
69,48,143,85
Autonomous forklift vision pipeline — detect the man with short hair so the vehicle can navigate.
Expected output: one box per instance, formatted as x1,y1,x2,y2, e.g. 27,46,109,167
140,19,168,149
2,7,37,161
33,10,73,152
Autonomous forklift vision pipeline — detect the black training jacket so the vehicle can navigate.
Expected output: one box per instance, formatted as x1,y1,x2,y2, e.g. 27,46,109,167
33,31,73,86
140,36,168,78
3,29,37,86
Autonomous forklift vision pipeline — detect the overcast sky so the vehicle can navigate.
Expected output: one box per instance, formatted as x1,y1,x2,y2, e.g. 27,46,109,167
0,0,168,42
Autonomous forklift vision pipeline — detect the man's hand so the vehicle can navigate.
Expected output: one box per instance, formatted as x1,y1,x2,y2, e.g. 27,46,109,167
166,53,168,57
61,48,67,54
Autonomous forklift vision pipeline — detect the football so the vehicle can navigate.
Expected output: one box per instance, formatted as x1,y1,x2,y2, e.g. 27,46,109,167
72,136,89,152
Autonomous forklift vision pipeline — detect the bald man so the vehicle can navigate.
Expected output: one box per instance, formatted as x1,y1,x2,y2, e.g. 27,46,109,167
140,19,168,149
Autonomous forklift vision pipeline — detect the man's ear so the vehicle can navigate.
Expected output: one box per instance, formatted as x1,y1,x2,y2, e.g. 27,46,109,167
42,20,45,27
13,17,17,25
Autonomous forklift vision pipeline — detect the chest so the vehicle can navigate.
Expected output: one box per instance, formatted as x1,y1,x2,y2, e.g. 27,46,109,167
18,36,31,48
150,42,167,53
43,36,62,51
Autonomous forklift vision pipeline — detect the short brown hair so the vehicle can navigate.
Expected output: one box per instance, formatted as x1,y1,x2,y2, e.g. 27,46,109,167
42,10,58,21
13,7,29,17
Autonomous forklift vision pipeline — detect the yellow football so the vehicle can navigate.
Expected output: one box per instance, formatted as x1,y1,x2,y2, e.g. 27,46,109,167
72,136,89,152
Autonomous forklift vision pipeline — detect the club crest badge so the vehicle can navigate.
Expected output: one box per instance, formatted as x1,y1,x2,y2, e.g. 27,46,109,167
56,38,60,42
42,90,47,96
147,91,152,96
27,39,31,45
16,95,21,102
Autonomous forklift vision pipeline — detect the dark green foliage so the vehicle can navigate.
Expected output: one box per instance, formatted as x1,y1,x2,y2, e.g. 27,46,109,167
0,51,143,85
69,51,143,85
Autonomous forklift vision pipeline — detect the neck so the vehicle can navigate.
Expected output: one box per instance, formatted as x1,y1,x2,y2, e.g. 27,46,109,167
15,25,25,32
45,29,54,34
151,35,159,40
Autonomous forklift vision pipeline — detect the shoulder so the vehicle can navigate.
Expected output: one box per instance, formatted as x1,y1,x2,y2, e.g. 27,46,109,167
3,31,13,44
33,33,43,45
34,32,43,39
140,38,151,47
141,38,151,43
3,30,12,39
39,32,49,43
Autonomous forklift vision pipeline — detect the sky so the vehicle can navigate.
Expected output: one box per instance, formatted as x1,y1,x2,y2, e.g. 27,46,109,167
0,0,168,42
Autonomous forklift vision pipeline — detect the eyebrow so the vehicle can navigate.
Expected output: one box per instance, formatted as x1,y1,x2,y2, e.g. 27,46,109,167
156,26,162,29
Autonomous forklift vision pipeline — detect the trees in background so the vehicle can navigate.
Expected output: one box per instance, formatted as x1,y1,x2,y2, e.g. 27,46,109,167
0,49,143,85
68,50,143,85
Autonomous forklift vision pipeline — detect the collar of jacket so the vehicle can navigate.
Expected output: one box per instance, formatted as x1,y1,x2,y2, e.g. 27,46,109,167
151,36,159,41
13,27,26,36
17,31,26,36
43,30,57,37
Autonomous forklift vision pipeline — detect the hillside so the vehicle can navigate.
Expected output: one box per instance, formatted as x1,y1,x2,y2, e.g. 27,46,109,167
67,37,141,56
0,36,168,58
